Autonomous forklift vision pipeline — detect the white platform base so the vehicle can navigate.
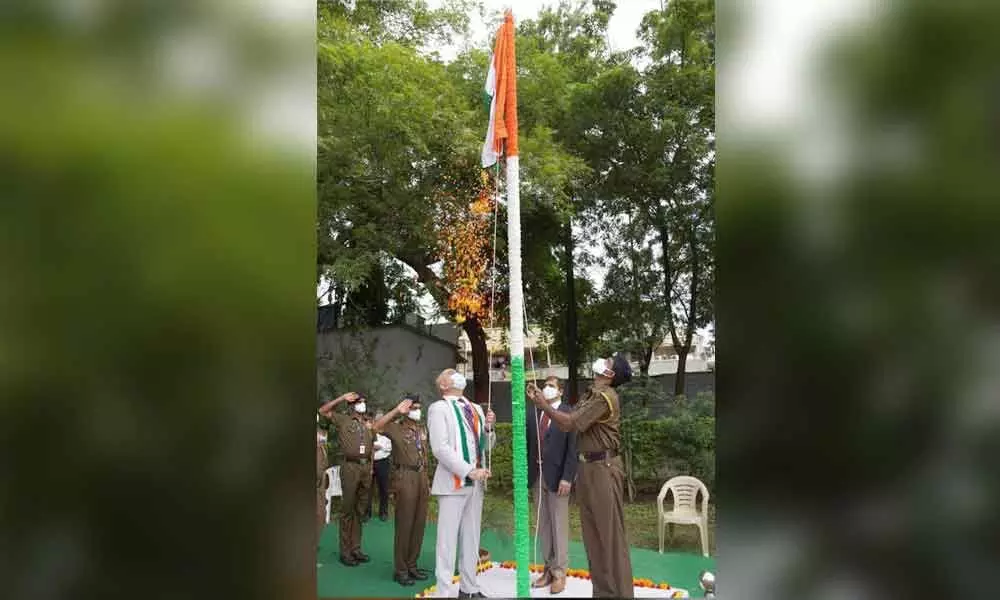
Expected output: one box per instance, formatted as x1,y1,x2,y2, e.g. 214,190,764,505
417,563,689,598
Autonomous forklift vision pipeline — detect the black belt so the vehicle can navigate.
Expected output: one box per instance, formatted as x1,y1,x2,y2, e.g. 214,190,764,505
578,450,618,463
345,457,371,465
395,464,424,472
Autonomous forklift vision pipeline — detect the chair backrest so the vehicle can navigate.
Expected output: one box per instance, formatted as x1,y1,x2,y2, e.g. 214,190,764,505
324,466,340,497
657,475,709,514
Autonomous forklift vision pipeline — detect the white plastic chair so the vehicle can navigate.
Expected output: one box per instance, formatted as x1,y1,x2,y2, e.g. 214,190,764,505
657,475,710,557
324,466,342,524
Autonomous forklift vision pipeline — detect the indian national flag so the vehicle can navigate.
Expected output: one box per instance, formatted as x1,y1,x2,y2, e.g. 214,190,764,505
481,12,519,168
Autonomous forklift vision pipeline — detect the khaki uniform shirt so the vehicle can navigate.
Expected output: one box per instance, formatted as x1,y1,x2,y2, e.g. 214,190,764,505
568,383,621,453
330,412,374,461
382,419,428,468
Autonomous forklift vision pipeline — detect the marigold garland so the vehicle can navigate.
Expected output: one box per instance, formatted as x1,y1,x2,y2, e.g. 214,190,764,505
415,561,688,597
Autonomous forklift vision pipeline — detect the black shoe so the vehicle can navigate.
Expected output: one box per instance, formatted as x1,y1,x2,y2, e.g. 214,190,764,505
379,513,388,521
353,551,370,563
339,555,359,567
408,568,429,581
393,572,415,586
458,592,486,598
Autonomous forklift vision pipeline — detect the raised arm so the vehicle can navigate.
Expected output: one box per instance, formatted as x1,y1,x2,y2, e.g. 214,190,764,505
318,391,359,419
527,383,575,432
373,398,413,432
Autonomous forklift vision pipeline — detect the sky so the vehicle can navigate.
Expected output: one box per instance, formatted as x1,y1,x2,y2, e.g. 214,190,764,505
429,0,664,60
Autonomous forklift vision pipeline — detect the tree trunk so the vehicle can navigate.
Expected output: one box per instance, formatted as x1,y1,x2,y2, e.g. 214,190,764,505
674,350,688,397
462,316,490,404
563,219,580,403
675,226,701,398
641,345,653,378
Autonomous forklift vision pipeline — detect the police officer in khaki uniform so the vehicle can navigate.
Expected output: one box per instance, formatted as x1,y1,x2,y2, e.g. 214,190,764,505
373,394,430,587
318,391,374,567
529,355,635,598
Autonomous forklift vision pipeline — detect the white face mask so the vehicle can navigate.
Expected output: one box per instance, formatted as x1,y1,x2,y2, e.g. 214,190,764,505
450,372,467,390
354,402,367,414
317,432,327,444
591,358,611,377
408,409,422,421
542,385,560,400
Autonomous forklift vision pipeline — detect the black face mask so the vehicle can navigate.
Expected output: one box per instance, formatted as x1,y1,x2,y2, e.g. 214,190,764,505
610,353,633,388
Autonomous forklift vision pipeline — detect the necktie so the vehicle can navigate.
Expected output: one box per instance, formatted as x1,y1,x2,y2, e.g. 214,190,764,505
461,400,480,465
540,412,550,436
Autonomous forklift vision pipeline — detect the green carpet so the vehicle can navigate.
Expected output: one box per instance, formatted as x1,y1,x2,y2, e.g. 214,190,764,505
318,518,715,598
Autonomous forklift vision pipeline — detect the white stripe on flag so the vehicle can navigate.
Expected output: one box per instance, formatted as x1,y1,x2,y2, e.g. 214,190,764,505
481,57,499,168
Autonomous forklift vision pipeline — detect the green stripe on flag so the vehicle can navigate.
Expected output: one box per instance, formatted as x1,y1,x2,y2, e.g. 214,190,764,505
482,90,492,114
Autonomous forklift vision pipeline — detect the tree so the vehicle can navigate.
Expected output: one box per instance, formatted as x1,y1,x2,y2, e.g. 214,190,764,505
598,210,670,377
596,0,715,396
639,0,715,396
499,0,619,400
317,1,505,400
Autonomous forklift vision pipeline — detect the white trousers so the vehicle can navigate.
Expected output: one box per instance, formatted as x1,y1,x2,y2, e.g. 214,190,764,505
435,484,484,597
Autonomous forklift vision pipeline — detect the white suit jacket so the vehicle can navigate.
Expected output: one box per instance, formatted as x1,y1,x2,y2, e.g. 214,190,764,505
428,397,497,496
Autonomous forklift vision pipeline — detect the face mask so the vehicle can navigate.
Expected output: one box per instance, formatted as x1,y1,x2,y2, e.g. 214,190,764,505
408,409,422,421
592,358,611,376
354,402,366,414
317,432,327,444
450,372,467,390
542,385,560,400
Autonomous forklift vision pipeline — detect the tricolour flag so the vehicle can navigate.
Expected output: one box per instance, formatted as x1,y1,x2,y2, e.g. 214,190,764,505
481,12,519,168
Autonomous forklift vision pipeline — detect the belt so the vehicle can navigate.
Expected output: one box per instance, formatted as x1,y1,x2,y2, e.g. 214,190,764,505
345,457,371,465
395,464,424,472
578,450,618,463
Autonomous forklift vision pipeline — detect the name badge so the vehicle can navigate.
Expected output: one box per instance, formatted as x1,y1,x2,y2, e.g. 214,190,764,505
359,445,366,454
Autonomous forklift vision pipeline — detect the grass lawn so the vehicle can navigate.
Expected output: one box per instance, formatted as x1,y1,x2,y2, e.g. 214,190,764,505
332,488,716,556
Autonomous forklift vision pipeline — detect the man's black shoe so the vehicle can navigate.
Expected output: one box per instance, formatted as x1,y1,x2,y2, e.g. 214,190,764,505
379,513,388,521
353,551,370,563
393,573,415,586
408,568,429,581
458,591,486,598
339,555,359,567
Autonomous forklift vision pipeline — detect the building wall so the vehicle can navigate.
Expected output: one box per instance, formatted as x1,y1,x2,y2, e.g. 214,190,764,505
317,326,457,409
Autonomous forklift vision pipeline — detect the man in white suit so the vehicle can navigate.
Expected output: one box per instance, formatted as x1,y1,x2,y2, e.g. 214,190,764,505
428,368,496,598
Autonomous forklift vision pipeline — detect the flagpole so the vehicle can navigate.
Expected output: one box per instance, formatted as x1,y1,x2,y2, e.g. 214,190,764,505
498,10,530,598
506,152,530,598
482,12,529,596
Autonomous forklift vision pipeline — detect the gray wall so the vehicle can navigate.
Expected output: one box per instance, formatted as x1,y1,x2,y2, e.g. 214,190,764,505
317,326,457,410
465,372,716,423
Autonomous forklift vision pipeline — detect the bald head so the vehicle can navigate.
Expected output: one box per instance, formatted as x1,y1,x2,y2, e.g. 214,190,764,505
437,368,466,396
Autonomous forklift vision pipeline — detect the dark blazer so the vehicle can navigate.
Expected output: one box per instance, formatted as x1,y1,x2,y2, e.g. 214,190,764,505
526,401,578,492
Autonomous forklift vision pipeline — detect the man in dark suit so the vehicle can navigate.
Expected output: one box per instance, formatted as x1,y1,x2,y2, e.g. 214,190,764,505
526,376,578,595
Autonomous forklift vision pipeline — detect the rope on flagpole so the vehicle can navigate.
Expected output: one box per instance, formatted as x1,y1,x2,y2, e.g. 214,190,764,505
484,161,501,490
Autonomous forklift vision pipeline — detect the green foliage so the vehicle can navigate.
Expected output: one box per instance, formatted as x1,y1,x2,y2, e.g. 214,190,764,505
485,393,715,496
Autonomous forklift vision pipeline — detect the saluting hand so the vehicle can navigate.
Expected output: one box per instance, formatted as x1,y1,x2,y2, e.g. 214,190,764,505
396,398,413,414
